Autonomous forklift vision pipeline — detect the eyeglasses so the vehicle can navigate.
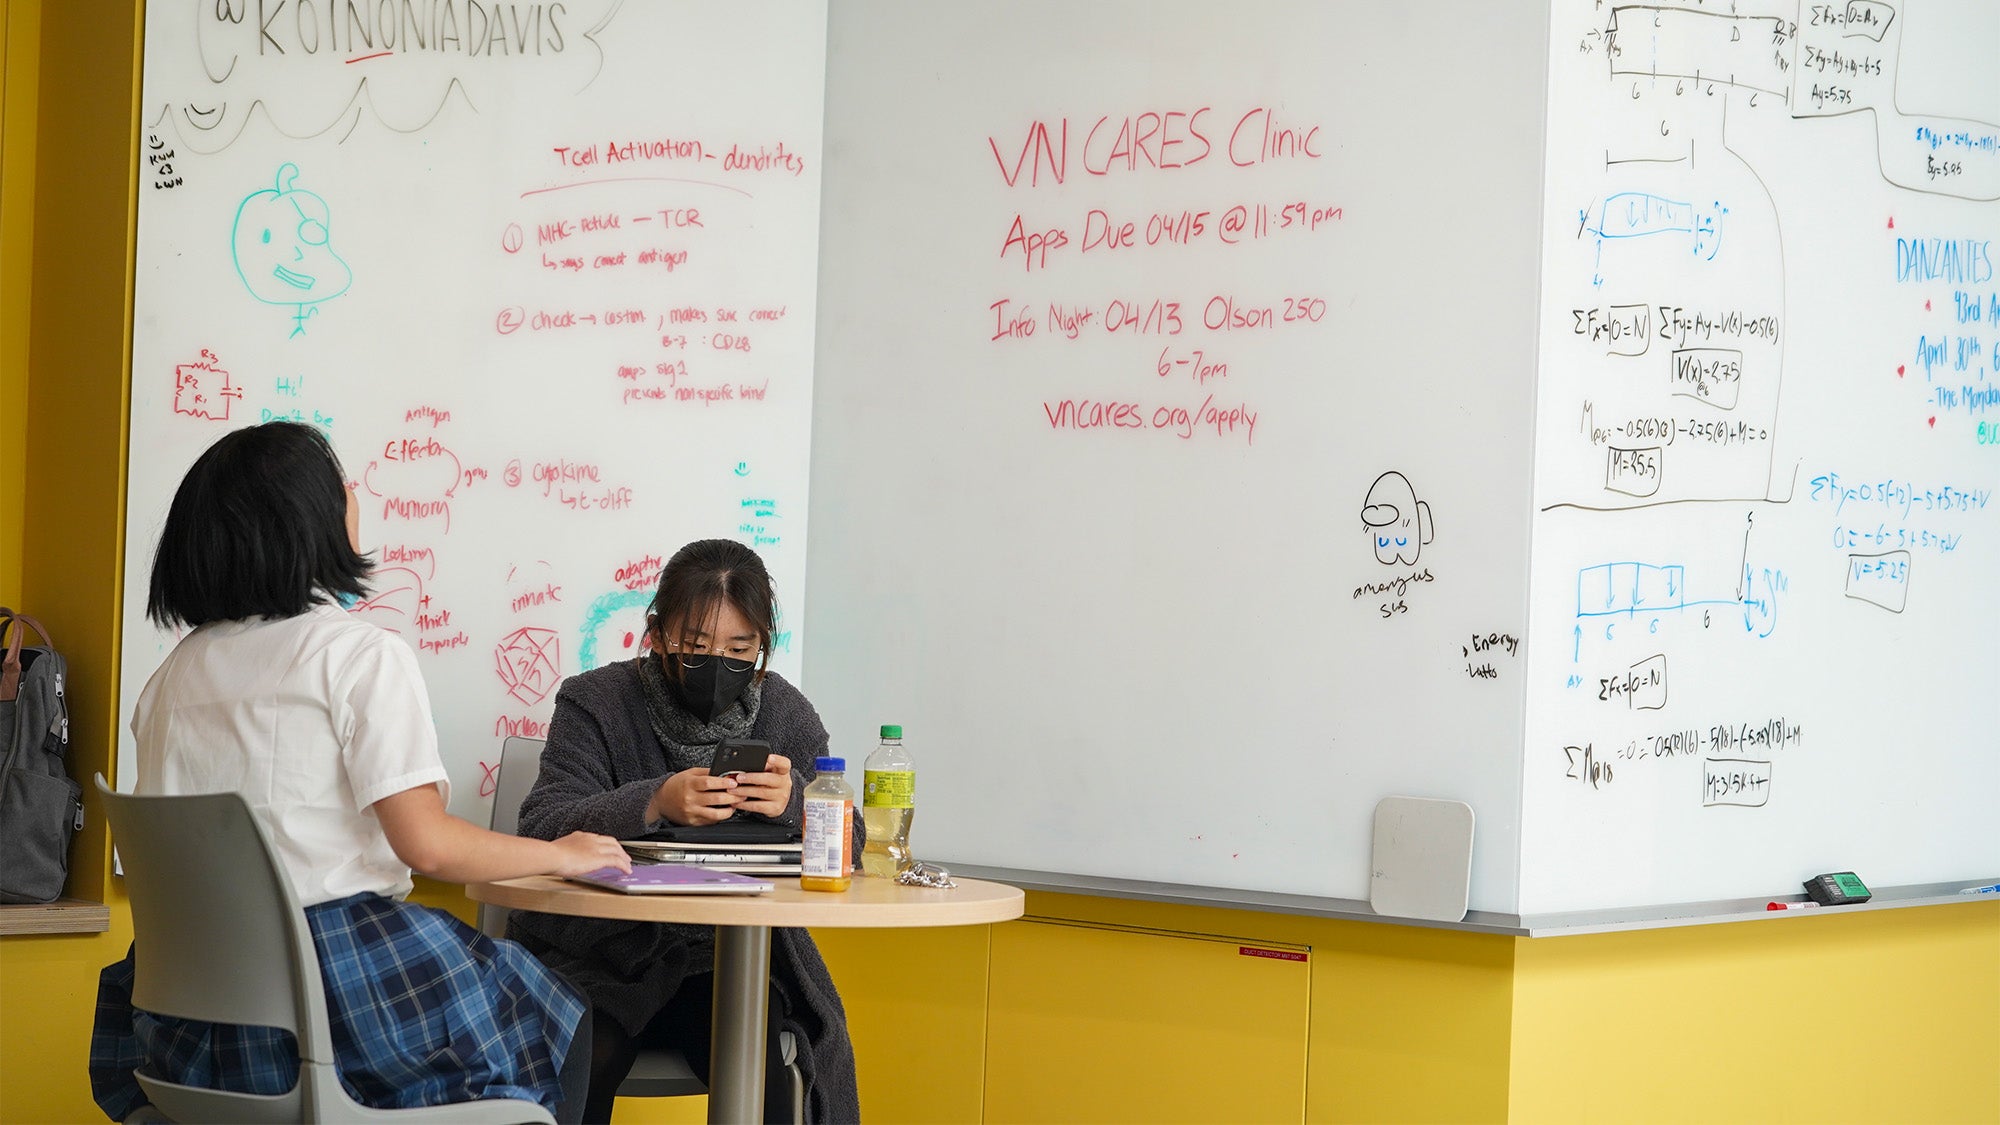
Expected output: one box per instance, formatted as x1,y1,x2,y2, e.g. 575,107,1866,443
666,643,761,666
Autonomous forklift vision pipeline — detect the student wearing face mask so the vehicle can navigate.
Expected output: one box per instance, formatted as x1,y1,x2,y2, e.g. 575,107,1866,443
509,539,859,1124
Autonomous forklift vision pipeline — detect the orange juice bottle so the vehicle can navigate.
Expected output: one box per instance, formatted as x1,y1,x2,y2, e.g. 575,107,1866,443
799,756,854,891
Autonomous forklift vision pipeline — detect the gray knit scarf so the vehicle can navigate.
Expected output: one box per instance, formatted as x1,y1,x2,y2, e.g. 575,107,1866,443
633,654,763,772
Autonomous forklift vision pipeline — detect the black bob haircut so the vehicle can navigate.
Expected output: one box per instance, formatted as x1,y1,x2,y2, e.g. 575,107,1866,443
646,538,777,683
147,421,372,629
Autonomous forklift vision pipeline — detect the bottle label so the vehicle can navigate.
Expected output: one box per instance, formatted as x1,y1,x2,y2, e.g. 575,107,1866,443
802,796,852,878
863,769,915,808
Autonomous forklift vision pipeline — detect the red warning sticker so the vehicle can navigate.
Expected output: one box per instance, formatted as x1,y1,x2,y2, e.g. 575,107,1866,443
1238,946,1307,962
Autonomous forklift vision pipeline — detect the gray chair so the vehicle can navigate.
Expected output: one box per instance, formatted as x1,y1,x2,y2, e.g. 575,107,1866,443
483,737,805,1120
94,774,553,1125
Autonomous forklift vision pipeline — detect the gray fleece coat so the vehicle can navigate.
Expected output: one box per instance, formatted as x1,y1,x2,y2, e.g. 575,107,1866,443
507,660,860,1123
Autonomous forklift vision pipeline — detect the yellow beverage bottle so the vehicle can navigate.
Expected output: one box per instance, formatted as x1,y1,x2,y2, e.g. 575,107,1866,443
800,756,853,892
861,725,914,878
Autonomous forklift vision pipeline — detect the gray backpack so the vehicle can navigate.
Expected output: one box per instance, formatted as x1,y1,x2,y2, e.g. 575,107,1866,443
0,608,82,904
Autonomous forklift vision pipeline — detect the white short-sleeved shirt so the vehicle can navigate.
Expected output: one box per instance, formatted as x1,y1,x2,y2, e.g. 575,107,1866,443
131,603,450,906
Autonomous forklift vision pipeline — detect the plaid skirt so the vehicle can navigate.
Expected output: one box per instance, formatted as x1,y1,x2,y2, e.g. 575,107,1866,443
89,892,583,1121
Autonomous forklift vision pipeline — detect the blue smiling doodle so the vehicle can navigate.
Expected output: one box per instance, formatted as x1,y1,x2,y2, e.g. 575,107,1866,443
232,164,352,337
1361,471,1434,566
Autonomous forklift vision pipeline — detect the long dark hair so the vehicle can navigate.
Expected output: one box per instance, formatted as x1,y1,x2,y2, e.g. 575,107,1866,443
646,539,776,682
147,421,370,628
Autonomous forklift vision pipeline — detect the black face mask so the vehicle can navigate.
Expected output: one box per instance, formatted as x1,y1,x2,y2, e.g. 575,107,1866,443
662,653,757,724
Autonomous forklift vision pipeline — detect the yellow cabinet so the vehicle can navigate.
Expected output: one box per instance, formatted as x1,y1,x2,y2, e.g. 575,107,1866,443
814,924,996,1123
984,919,1311,1124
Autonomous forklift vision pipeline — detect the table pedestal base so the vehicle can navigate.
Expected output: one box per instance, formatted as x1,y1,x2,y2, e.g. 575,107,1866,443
708,924,772,1123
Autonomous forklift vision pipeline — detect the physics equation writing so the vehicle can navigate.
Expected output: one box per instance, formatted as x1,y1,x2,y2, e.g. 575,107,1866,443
1557,714,1802,804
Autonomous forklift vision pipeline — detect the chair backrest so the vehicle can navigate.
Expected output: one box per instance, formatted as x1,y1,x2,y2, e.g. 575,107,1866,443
96,775,337,1060
479,737,547,938
490,736,545,838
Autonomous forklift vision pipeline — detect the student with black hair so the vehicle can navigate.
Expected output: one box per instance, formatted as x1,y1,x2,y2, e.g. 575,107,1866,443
89,420,630,1123
510,538,861,1124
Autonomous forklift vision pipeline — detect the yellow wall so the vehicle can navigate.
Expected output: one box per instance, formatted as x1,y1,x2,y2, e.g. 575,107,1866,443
1,0,38,611
0,3,142,1121
1510,903,2000,1125
1,912,137,1122
1,4,1996,1123
11,0,139,892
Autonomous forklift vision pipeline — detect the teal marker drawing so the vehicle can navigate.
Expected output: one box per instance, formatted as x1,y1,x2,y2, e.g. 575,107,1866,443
231,164,352,337
578,588,653,670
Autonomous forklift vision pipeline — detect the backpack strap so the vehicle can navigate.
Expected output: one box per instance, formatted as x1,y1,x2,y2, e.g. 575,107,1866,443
0,608,53,704
0,608,19,703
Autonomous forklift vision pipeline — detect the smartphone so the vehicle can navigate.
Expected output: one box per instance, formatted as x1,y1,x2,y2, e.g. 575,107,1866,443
710,738,773,778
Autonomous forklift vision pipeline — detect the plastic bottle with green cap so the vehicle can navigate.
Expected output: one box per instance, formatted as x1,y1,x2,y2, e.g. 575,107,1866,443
861,724,914,878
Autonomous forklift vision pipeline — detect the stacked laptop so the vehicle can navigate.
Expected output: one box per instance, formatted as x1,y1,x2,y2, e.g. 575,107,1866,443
621,819,803,876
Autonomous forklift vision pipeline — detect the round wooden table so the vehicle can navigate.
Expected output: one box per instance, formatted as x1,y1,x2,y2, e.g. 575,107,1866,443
469,874,1023,1123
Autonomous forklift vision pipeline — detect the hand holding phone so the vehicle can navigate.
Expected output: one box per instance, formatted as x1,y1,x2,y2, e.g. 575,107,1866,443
648,768,740,827
720,740,792,818
710,739,773,778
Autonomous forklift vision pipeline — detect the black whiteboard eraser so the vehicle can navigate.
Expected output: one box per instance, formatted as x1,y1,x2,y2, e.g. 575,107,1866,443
1803,872,1871,905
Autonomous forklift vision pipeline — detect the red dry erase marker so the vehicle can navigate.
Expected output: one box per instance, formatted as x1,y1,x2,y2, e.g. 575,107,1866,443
1766,901,1819,911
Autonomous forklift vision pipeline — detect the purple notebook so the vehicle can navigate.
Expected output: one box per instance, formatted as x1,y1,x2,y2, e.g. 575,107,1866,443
567,863,775,895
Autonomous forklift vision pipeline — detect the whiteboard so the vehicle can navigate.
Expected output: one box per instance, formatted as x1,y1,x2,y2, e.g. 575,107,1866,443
806,1,1548,910
119,1,827,816
1521,0,2000,912
807,0,1999,915
116,0,2000,916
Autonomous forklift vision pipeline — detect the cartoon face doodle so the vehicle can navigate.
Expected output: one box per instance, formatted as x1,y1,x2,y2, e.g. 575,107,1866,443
231,163,352,336
1361,471,1434,566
